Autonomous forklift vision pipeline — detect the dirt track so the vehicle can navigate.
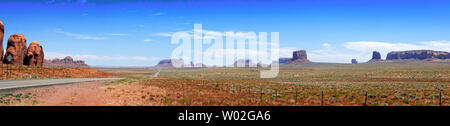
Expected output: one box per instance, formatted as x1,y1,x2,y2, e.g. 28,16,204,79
0,79,168,106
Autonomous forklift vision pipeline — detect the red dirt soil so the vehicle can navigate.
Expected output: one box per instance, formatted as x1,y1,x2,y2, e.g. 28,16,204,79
0,79,167,106
1,81,110,106
0,66,115,80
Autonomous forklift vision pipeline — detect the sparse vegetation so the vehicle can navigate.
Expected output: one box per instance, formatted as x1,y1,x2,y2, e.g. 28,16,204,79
0,93,35,105
2,62,448,106
0,64,114,80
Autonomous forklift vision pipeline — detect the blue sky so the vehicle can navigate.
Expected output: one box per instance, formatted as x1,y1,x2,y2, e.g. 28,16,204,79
1,0,450,66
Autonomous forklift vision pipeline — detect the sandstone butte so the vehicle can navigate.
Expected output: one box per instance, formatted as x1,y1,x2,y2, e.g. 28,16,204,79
286,50,311,63
26,41,44,66
4,34,28,65
0,20,4,60
0,20,45,66
386,50,450,61
367,51,385,63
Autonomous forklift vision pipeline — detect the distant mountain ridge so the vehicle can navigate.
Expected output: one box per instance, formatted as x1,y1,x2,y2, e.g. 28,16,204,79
44,56,88,67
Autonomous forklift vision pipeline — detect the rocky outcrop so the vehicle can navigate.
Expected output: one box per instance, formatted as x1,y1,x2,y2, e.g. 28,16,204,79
3,34,28,65
1,20,46,66
386,50,450,61
0,20,4,60
293,50,308,60
25,41,44,66
367,51,385,62
287,50,310,63
44,56,88,67
351,59,358,64
155,59,184,68
372,51,381,60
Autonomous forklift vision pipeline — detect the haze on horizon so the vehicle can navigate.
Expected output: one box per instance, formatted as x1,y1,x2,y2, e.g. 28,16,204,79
1,0,449,66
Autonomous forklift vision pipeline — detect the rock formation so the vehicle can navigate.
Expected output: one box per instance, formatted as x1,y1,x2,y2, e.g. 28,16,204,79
386,50,450,61
287,50,310,63
3,34,28,65
155,59,184,68
44,56,88,67
351,59,358,64
367,51,385,62
372,51,381,60
25,41,44,66
0,20,4,60
0,20,46,66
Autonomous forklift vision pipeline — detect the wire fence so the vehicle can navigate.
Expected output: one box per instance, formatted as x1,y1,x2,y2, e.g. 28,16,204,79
189,80,449,106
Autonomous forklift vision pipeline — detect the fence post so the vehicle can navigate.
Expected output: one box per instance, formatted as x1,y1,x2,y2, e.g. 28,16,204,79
440,91,442,106
260,86,263,103
321,91,324,106
275,89,278,101
364,92,368,106
295,87,298,105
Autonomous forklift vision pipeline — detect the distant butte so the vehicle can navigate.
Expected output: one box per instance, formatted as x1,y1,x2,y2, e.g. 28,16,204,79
386,50,450,61
44,56,88,67
367,51,385,63
0,19,46,66
286,50,311,63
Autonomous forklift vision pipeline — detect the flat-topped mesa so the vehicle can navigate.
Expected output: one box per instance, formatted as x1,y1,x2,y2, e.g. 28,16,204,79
287,50,311,63
386,50,450,61
25,41,44,66
367,51,385,62
44,56,88,67
0,20,4,60
155,59,184,68
3,34,28,65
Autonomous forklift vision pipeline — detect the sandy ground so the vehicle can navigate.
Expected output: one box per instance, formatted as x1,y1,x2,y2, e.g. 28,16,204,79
0,80,167,106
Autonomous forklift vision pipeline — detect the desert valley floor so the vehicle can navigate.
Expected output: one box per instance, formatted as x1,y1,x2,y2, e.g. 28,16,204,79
0,62,449,106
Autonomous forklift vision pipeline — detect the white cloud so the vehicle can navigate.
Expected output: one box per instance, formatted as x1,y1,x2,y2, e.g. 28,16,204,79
46,52,160,62
343,41,450,60
152,12,164,16
107,33,129,36
180,46,296,66
154,29,258,40
143,39,153,42
55,29,108,40
322,43,331,48
307,41,450,63
308,49,357,63
419,41,450,51
343,41,430,53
